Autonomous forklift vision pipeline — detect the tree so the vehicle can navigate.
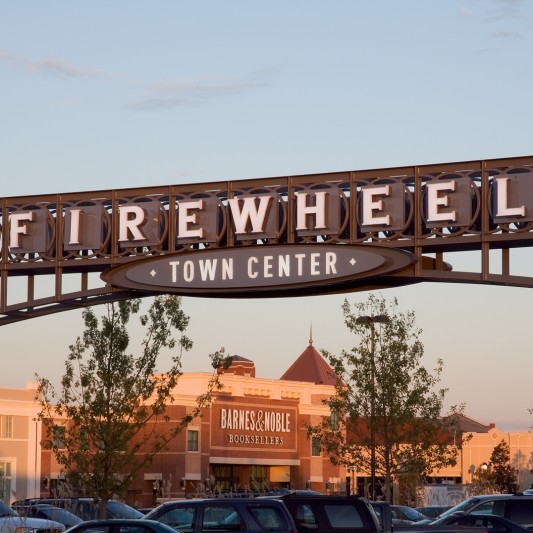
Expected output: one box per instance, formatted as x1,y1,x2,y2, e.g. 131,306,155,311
490,439,518,493
36,296,228,517
309,294,463,502
470,440,518,494
469,463,495,495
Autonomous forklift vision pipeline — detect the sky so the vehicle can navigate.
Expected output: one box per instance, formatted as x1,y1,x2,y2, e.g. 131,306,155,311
1,1,533,432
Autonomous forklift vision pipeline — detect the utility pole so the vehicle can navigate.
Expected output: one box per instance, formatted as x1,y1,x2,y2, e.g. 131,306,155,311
356,314,389,501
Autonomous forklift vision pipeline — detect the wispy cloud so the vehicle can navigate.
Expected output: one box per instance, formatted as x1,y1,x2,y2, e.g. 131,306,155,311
481,0,528,41
0,49,276,111
0,50,105,79
490,30,522,39
485,0,527,22
127,69,275,111
127,97,203,111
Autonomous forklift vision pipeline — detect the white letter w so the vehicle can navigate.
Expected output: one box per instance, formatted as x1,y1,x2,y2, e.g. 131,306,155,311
228,196,272,234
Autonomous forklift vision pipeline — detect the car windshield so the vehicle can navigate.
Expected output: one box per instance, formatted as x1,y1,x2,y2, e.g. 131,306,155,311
41,507,83,525
395,506,427,521
107,500,144,519
436,499,480,520
0,500,17,517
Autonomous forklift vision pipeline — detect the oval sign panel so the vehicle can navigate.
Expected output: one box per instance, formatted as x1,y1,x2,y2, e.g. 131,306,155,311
102,244,415,298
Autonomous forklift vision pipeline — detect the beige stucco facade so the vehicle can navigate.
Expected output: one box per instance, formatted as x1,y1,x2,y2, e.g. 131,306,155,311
461,427,533,489
0,382,41,503
413,425,533,491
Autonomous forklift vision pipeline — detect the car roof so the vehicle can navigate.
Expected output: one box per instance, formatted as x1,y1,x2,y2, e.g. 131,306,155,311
14,503,56,508
470,494,522,499
158,498,284,504
77,519,164,523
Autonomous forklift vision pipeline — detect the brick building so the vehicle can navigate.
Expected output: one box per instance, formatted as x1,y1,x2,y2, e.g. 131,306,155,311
122,339,342,506
2,341,533,507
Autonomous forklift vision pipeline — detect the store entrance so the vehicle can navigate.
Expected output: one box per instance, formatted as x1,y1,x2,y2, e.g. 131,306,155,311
209,465,269,494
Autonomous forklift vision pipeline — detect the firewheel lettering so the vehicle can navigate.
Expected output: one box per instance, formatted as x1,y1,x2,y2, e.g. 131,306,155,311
5,171,533,254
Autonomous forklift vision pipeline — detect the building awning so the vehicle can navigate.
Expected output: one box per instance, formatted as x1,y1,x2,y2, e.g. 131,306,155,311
184,473,202,481
210,457,300,466
144,473,162,481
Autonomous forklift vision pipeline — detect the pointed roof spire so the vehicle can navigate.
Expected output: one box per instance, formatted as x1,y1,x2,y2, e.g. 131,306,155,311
309,322,313,345
280,329,338,386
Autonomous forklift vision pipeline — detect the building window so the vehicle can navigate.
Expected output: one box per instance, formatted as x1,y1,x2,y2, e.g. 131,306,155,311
0,462,12,504
211,465,240,492
187,430,199,452
311,436,321,457
251,465,267,489
52,426,66,449
0,416,13,438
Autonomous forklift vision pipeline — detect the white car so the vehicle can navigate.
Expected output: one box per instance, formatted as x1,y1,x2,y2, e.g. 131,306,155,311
0,500,64,533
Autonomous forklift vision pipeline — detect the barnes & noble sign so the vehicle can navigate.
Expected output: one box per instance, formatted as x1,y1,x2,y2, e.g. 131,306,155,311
212,405,297,449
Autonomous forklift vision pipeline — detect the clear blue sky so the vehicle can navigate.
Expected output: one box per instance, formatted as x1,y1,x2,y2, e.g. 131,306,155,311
1,1,532,431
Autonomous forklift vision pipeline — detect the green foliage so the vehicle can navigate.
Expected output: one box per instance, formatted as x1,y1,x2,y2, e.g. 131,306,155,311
309,294,464,501
469,463,496,495
35,296,229,512
471,440,518,494
490,440,518,493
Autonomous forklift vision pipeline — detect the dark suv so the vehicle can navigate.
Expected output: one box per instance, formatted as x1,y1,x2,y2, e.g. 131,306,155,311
267,495,381,533
143,498,296,533
436,494,533,528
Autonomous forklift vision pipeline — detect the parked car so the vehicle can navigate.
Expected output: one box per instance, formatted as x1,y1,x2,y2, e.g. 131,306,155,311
278,490,323,496
414,506,452,520
276,495,478,533
371,500,485,533
391,505,428,523
431,512,532,533
0,499,65,533
276,495,381,533
64,519,179,533
12,504,82,528
143,498,296,533
12,498,144,521
137,508,157,515
434,494,533,529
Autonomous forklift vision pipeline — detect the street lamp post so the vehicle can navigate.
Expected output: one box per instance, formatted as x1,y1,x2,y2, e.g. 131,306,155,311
356,314,389,501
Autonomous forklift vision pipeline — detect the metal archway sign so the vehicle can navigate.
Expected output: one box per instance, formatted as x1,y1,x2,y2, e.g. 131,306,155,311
1,155,533,324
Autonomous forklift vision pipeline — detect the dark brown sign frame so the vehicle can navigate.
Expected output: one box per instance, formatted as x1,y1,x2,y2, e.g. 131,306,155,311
1,155,533,325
